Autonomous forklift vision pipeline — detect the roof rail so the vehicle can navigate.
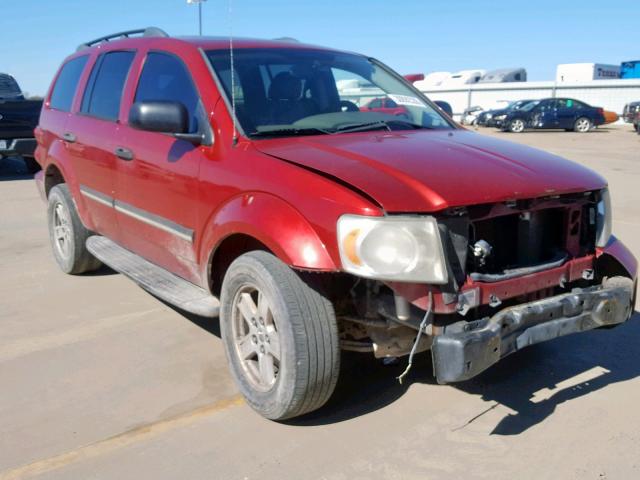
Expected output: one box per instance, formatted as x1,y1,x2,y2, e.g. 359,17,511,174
76,27,169,52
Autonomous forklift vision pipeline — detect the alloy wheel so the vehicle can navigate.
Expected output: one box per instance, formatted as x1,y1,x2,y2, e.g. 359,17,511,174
576,118,591,133
231,284,281,391
52,202,72,260
510,119,525,133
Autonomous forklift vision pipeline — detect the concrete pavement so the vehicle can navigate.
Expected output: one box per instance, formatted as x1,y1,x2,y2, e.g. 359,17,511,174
1,125,639,480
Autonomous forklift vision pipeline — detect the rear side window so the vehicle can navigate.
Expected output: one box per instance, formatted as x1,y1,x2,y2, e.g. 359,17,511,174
134,52,200,133
50,56,89,112
81,51,135,121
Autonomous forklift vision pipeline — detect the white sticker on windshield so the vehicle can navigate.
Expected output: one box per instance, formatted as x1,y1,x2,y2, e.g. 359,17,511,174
387,94,425,107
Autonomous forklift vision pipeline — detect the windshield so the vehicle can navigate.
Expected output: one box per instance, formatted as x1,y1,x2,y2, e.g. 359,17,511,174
506,100,527,111
206,48,453,137
520,100,540,112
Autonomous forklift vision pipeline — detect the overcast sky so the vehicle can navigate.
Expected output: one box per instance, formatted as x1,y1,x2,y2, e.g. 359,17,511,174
1,0,638,96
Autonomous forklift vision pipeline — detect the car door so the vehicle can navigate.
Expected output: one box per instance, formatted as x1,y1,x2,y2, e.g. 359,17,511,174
554,98,577,129
64,50,136,241
115,50,207,282
532,100,556,128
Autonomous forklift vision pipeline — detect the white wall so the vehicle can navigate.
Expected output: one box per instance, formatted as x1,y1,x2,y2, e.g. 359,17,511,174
418,79,640,118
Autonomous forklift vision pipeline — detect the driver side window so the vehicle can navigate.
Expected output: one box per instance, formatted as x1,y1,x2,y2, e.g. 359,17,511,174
134,52,201,133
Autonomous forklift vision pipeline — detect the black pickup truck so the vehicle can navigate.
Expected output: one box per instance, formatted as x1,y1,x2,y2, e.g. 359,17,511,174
0,73,42,173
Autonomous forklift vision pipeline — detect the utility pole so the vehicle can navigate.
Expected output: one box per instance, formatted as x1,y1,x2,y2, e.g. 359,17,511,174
187,0,207,36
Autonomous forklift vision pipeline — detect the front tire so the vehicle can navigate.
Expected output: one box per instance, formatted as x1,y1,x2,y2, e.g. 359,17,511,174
47,184,102,274
220,251,340,420
574,117,592,133
508,118,525,133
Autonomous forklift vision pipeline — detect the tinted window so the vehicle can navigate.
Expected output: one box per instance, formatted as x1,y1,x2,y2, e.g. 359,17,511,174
134,52,200,132
50,56,89,111
81,51,135,121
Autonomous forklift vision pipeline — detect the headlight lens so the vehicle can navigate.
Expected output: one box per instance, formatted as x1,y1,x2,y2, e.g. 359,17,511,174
596,188,612,247
337,215,448,283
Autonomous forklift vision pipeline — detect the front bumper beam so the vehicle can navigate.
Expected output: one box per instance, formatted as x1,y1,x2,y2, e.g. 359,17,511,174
431,276,635,384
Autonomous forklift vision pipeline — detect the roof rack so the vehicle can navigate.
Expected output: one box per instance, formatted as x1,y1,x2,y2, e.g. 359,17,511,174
76,27,169,52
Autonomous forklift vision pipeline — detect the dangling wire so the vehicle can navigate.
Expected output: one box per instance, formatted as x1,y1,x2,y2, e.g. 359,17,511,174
397,292,433,384
229,0,238,145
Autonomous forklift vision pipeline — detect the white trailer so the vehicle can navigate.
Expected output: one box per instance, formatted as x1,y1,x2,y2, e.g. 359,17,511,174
556,63,620,83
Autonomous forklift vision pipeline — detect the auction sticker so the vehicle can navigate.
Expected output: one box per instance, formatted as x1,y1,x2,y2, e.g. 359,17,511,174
388,94,425,107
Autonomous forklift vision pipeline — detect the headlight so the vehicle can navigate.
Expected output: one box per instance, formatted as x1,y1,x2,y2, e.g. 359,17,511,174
486,113,493,119
596,188,612,247
337,215,448,283
494,114,506,120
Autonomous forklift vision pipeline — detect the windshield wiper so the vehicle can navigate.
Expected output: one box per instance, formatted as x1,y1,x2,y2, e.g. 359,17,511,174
250,127,330,137
334,119,429,134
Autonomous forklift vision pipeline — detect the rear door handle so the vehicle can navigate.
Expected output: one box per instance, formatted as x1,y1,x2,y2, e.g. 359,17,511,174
114,146,134,161
62,132,76,143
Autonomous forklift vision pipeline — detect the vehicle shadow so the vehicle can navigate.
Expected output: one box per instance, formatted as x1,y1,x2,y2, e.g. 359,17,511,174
0,156,34,180
162,299,640,432
292,311,640,430
455,311,640,435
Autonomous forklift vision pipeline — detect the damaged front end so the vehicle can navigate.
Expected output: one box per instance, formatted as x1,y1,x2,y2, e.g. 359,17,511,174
333,190,637,382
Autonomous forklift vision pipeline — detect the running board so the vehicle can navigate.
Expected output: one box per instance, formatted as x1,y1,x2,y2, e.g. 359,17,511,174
86,236,220,317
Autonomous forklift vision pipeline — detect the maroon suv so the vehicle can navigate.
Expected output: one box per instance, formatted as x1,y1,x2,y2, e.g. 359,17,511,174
34,28,637,420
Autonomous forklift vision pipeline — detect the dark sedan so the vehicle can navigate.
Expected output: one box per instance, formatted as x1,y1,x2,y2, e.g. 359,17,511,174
500,98,605,133
477,99,535,127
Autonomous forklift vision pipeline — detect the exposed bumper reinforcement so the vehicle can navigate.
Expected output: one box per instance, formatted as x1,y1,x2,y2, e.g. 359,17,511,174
431,276,635,384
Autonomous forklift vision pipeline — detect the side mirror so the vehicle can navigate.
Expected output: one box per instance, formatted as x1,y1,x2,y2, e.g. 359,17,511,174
129,101,203,144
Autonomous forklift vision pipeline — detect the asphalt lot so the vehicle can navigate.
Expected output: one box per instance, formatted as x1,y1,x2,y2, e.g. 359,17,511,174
1,124,639,480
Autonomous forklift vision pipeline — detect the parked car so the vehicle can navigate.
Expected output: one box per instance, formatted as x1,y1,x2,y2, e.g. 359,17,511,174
622,101,640,125
602,110,619,124
360,97,409,118
35,28,637,420
0,73,42,173
634,110,640,134
477,99,535,127
460,105,483,125
500,98,605,133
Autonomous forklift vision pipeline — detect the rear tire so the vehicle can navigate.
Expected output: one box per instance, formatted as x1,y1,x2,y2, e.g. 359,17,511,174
220,251,340,420
47,184,102,274
574,117,592,133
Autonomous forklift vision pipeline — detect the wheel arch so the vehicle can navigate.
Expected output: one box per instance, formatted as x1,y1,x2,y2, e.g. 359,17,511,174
199,192,340,293
41,141,96,231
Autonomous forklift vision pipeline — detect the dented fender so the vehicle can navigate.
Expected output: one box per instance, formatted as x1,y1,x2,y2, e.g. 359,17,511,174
198,192,339,281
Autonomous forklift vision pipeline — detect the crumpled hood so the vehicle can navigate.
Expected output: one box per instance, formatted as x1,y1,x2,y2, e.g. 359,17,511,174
255,129,606,212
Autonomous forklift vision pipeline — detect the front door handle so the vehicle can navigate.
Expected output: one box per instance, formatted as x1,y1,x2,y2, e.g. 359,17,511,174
62,132,76,143
114,146,134,161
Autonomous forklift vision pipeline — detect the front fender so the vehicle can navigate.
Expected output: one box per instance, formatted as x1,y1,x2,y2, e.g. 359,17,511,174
597,235,637,309
198,192,339,278
597,235,638,281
